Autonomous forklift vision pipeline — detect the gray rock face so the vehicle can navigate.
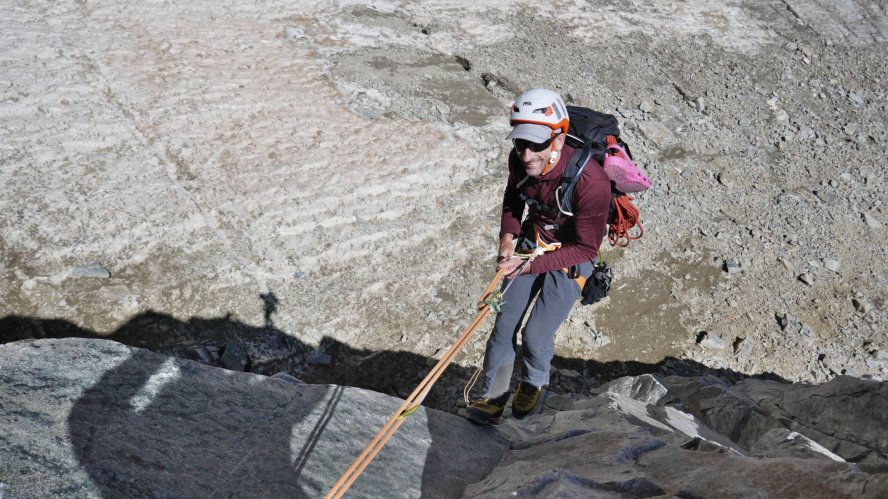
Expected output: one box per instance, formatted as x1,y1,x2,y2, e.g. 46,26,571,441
218,339,248,371
465,374,888,498
0,338,507,498
4,340,888,498
775,376,888,460
661,375,888,465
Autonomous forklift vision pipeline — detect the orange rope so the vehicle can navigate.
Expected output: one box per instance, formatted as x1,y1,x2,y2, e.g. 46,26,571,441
326,268,507,499
608,194,643,247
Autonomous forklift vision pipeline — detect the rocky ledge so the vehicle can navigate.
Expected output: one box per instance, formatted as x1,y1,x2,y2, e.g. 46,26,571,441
0,338,506,498
471,374,888,497
1,338,887,497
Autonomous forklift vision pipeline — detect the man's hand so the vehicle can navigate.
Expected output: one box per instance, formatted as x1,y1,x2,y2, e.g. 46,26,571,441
497,256,529,278
496,233,530,278
497,233,514,265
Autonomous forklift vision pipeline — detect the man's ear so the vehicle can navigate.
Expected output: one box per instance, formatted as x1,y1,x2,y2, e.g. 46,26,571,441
553,133,567,151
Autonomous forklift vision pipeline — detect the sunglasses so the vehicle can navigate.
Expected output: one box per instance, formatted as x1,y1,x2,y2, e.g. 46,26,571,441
513,137,554,153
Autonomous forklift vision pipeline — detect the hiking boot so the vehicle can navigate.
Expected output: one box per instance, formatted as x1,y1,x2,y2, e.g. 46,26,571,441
511,381,542,419
466,392,510,425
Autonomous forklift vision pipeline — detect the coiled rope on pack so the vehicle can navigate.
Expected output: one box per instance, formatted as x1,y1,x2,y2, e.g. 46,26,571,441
326,267,509,499
608,194,643,247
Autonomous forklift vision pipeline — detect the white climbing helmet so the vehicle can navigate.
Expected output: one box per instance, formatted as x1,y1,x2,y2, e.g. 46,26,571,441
506,88,570,142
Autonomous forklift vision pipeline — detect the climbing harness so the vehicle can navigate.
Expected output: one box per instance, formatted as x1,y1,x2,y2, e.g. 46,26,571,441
326,267,508,499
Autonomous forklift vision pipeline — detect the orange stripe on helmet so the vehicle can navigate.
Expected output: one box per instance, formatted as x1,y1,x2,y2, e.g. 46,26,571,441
509,118,570,136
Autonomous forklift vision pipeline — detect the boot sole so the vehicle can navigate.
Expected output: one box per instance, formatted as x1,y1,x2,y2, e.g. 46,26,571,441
466,411,502,426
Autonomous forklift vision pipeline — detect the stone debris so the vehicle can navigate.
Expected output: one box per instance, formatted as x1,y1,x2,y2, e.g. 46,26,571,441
822,259,841,273
798,273,815,286
813,190,837,204
602,374,668,405
797,126,816,140
191,345,214,364
219,340,248,371
638,121,676,148
71,262,111,278
467,373,888,498
863,212,883,229
716,170,734,187
865,351,888,369
307,351,332,366
695,96,706,112
582,320,611,348
732,336,746,354
697,331,727,350
852,298,872,314
723,260,741,274
777,313,801,333
820,355,840,375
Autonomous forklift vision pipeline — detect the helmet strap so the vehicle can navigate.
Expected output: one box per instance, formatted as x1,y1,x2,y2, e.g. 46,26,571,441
540,137,559,176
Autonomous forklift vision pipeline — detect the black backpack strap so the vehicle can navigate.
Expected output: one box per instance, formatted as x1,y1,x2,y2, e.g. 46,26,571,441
518,189,558,218
554,145,594,219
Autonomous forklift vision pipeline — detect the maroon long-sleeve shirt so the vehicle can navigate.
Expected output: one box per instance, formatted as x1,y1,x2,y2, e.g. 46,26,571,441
500,144,611,275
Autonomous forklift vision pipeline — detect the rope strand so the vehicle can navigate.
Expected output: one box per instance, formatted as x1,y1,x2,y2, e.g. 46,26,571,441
326,268,507,499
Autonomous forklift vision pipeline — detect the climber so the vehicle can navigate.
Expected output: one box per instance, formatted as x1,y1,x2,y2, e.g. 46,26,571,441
466,88,612,425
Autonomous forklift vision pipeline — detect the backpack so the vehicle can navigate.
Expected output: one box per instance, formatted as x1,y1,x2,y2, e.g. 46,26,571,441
557,106,649,247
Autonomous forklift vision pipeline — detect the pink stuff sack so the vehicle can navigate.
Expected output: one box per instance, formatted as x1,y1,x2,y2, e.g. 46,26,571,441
602,143,651,193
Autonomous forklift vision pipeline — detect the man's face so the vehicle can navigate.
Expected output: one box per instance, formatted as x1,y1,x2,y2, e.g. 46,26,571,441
514,134,565,178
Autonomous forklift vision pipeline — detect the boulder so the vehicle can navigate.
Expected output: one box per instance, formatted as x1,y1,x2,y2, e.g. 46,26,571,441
602,374,669,405
775,376,888,461
0,338,507,498
219,339,248,371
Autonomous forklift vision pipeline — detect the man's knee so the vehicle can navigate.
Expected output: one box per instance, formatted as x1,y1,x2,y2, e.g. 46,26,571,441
523,331,555,360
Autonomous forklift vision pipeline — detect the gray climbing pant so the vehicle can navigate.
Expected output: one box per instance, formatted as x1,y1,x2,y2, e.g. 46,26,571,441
481,261,593,398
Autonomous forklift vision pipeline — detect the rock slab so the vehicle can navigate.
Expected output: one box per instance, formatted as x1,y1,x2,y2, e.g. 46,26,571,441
464,375,888,498
0,338,508,498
